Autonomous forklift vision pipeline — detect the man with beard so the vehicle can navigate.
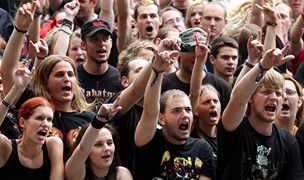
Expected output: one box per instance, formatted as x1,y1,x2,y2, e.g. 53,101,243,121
218,47,304,179
78,18,123,110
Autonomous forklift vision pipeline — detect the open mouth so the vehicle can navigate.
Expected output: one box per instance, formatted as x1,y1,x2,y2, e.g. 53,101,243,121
179,121,189,131
37,130,48,136
62,85,71,91
281,104,289,111
265,105,276,112
146,26,153,33
76,57,85,63
102,154,111,159
209,111,218,118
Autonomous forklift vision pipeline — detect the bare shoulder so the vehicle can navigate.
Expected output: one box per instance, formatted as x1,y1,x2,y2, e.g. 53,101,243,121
46,136,63,153
0,134,12,167
116,166,133,180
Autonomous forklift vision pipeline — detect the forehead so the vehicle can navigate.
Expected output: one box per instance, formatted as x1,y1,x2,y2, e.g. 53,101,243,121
52,61,74,72
32,106,54,116
203,4,225,17
192,4,204,12
276,4,291,15
137,4,159,15
200,90,219,101
217,46,238,55
162,10,181,20
284,79,297,90
165,94,191,110
128,59,148,70
96,128,113,141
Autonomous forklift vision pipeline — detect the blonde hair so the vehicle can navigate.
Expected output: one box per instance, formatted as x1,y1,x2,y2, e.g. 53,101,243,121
185,2,205,28
256,68,284,91
117,40,156,71
33,55,89,112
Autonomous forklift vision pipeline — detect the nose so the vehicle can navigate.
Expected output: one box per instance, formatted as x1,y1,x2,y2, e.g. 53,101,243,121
194,14,201,20
63,73,70,81
210,18,215,26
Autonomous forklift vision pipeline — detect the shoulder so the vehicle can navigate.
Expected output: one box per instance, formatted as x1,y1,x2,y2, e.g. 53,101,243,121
46,136,63,151
0,134,12,167
116,166,133,180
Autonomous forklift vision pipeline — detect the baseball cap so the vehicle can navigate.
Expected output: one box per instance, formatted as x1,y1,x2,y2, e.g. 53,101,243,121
81,18,112,39
179,27,207,52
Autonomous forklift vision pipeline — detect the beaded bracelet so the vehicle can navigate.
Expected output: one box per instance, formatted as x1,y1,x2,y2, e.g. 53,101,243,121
14,25,27,34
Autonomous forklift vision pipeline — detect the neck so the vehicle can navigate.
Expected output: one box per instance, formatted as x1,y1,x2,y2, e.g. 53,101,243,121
197,122,217,138
90,163,109,178
84,61,108,75
54,101,74,112
214,71,234,86
18,138,42,159
276,117,295,132
176,69,191,83
163,129,187,145
248,115,273,136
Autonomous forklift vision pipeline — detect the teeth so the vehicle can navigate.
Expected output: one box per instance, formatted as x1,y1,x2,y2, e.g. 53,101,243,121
179,123,189,130
265,106,276,112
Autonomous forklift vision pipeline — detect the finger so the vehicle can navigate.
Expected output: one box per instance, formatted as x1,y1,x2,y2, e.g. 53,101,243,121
31,0,38,13
29,40,39,52
194,32,200,46
254,3,263,11
281,44,290,56
283,55,295,63
247,35,253,48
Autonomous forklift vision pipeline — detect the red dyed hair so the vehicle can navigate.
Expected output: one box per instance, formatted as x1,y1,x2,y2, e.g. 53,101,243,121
18,97,55,120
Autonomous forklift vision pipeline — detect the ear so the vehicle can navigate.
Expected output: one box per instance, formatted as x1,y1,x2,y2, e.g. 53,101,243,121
210,55,215,64
19,117,25,129
158,113,166,126
81,40,87,50
121,76,129,88
298,98,303,109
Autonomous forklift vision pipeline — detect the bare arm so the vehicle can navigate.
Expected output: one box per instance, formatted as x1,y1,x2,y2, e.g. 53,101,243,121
116,0,131,52
47,137,64,180
223,46,293,131
189,34,208,110
199,175,211,180
65,103,121,180
51,0,79,55
290,15,304,56
1,2,36,95
99,0,114,29
134,39,180,147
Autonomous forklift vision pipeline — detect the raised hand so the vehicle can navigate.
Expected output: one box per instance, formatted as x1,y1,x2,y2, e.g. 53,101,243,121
15,0,39,32
247,35,264,62
63,0,80,20
96,97,122,122
194,32,209,62
29,39,49,59
263,2,279,26
13,66,32,89
153,38,180,73
260,45,294,69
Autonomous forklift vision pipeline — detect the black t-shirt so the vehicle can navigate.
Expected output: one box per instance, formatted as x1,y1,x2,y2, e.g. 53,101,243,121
296,122,304,167
217,118,304,180
191,129,217,156
15,88,95,160
107,93,143,174
135,129,216,180
77,64,123,110
161,72,231,111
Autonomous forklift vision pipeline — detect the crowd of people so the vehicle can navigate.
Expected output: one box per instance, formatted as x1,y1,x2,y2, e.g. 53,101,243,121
1,0,304,179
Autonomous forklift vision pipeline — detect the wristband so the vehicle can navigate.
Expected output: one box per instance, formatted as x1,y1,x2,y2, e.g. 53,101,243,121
255,62,270,82
91,116,106,129
59,19,73,30
14,25,27,34
2,99,15,110
244,61,255,69
258,62,270,72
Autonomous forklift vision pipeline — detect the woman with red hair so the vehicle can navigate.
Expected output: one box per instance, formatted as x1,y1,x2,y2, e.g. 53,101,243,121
0,68,64,179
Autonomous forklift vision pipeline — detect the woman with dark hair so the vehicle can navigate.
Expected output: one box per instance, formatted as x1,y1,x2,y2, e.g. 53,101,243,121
0,68,64,179
65,103,132,180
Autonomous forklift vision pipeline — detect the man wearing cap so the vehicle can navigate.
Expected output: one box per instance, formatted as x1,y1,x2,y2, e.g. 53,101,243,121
78,18,123,111
161,27,231,110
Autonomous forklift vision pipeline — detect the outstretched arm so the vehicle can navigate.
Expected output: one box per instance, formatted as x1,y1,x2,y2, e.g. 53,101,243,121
135,39,180,147
223,46,294,131
65,102,121,180
1,1,37,95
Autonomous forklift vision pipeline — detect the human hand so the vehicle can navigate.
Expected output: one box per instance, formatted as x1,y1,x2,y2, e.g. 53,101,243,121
153,38,180,73
194,32,209,63
260,45,294,69
63,0,80,20
13,66,32,89
15,0,38,32
247,35,264,63
29,39,49,60
96,97,122,122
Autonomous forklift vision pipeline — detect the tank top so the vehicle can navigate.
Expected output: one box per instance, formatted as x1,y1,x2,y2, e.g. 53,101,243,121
0,139,51,179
